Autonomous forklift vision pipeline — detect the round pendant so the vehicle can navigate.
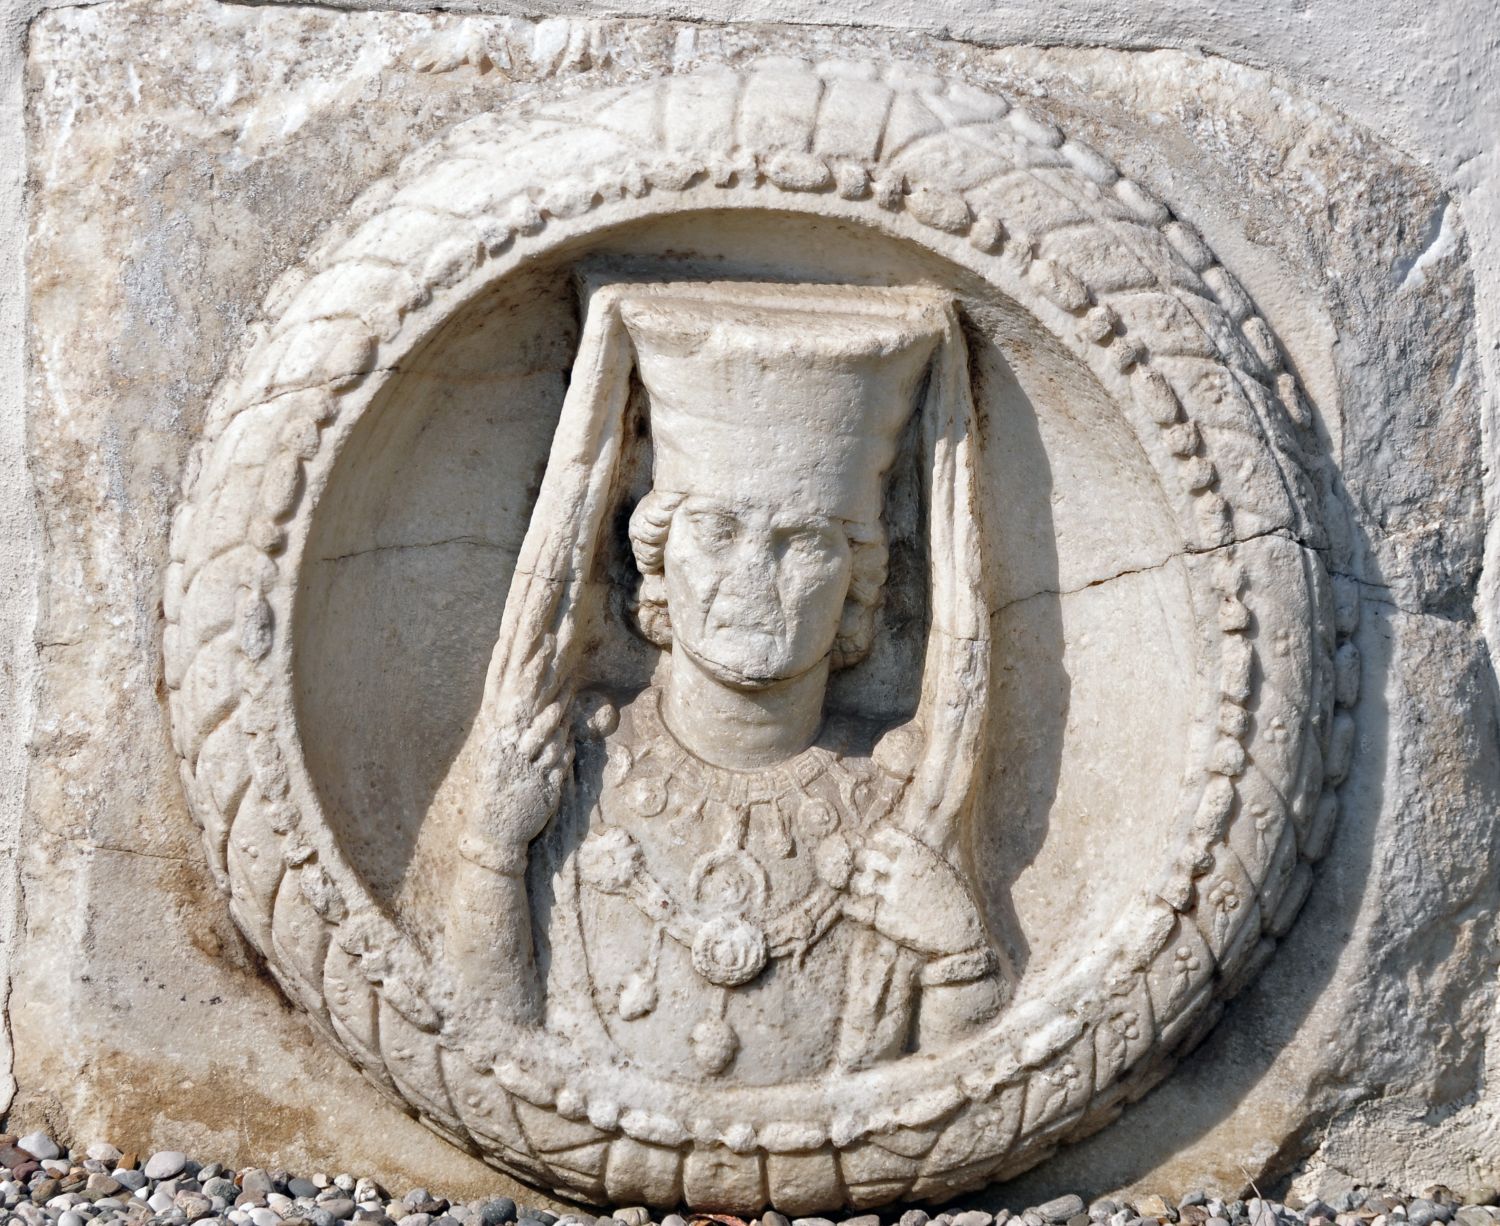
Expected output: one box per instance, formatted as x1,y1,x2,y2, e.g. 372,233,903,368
690,1016,739,1075
691,915,768,987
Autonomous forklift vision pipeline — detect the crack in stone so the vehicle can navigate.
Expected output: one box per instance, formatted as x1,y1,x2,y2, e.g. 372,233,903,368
1329,570,1486,622
318,535,516,563
992,526,1313,615
23,0,120,33
75,841,196,866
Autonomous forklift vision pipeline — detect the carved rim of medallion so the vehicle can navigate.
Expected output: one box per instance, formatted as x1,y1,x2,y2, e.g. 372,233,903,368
163,59,1360,1207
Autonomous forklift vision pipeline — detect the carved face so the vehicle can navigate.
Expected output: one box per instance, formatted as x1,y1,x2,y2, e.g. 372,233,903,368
661,496,854,689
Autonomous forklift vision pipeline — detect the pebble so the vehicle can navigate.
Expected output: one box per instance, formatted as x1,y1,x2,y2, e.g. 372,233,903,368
181,1191,217,1221
85,1171,122,1196
18,1133,61,1162
1042,1200,1087,1225
354,1176,385,1204
408,1192,451,1215
147,1150,191,1180
240,1169,275,1199
481,1199,518,1226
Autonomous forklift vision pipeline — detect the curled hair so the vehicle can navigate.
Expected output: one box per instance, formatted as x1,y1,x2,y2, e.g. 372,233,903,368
628,489,685,649
832,519,889,670
626,489,888,669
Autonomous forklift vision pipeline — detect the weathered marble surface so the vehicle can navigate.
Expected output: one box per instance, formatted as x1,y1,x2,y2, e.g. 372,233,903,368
1,0,1496,1211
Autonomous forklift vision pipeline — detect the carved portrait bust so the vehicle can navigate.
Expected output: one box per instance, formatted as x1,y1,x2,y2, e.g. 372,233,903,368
164,59,1348,1211
446,282,1008,1085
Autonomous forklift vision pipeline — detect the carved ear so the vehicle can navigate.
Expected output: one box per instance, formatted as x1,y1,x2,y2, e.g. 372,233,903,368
632,573,673,649
831,534,889,670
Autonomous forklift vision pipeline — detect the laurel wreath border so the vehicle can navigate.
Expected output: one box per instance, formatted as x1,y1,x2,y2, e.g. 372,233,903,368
162,58,1359,1209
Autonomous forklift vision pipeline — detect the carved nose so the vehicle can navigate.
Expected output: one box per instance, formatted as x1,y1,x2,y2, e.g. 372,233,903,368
712,546,782,626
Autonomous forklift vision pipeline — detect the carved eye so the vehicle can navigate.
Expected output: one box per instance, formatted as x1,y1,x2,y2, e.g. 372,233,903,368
686,509,737,548
776,523,836,562
781,531,820,558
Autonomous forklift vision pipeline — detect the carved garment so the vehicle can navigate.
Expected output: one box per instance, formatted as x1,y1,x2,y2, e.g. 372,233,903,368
534,686,935,1083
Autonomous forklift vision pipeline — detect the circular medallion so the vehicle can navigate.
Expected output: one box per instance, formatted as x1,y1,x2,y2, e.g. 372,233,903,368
578,827,643,895
692,916,770,988
164,58,1355,1211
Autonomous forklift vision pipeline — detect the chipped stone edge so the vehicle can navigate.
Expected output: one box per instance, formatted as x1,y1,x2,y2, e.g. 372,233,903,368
0,0,50,1118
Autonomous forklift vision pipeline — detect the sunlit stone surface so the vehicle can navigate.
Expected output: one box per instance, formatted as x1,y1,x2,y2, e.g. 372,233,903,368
2,0,1496,1211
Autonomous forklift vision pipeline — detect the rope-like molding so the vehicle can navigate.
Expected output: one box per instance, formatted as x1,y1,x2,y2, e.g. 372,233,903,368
163,58,1354,1209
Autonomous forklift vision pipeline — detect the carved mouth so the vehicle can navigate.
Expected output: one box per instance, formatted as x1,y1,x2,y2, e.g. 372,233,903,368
677,636,817,689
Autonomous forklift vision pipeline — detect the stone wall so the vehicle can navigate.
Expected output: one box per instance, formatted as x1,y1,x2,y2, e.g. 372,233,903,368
0,0,1496,1210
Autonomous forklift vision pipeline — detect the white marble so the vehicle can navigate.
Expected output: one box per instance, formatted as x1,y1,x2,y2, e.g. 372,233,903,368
5,0,1497,1210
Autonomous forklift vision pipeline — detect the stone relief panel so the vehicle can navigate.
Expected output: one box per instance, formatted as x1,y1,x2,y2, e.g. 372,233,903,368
162,60,1357,1211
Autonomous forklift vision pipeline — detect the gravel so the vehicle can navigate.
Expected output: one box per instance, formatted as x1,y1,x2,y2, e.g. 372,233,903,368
0,1133,1498,1226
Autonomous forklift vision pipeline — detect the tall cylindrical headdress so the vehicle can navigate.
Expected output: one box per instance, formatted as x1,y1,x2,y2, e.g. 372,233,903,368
617,284,945,523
